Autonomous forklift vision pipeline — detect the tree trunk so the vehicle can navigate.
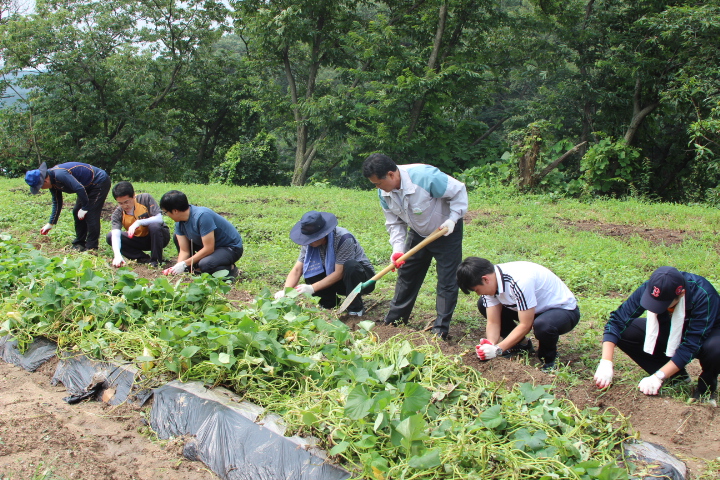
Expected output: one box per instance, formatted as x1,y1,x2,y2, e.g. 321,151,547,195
532,141,587,186
405,1,447,141
624,77,658,146
518,126,541,189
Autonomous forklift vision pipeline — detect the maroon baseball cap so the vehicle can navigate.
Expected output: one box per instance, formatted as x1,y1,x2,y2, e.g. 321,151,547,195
640,266,686,314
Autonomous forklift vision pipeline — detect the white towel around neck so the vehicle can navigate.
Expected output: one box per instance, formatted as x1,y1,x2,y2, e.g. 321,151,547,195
643,295,685,357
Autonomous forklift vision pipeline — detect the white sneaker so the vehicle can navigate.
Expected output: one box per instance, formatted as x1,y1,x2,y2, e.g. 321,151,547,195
348,309,364,316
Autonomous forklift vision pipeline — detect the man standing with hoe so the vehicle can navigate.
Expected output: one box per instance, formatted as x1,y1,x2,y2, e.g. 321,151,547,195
362,153,467,339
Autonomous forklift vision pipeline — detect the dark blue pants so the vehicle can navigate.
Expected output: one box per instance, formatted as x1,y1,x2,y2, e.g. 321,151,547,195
106,222,171,262
385,220,463,336
71,175,111,250
478,302,580,363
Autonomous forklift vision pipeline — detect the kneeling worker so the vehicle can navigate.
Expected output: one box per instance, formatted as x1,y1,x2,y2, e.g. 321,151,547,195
275,211,375,315
594,266,720,401
106,181,170,267
457,256,580,371
159,190,243,278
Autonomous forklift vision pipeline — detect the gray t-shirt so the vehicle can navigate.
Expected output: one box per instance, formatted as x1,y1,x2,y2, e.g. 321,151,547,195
297,227,373,272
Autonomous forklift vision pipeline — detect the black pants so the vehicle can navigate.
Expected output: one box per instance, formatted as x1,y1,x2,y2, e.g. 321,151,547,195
105,223,171,262
478,303,580,363
71,175,111,250
615,317,720,386
385,220,463,336
173,235,243,275
305,260,375,310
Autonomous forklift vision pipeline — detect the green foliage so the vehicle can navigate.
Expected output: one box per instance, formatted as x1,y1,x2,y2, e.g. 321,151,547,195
210,132,280,186
580,136,646,196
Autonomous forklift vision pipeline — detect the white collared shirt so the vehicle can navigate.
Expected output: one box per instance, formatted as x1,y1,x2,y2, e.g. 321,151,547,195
482,261,577,313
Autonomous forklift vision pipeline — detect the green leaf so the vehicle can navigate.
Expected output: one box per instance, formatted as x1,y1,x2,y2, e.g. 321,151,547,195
345,386,375,420
479,404,506,429
357,320,375,332
375,365,394,383
519,383,550,403
408,448,441,469
402,382,431,415
395,414,428,450
328,441,349,456
179,346,201,358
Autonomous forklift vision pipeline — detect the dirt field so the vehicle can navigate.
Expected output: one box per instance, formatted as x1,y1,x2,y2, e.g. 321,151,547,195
2,215,719,479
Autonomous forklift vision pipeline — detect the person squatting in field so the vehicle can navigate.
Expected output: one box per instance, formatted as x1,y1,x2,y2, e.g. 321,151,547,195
106,181,171,268
457,257,580,372
159,190,243,279
362,153,467,340
274,211,376,315
25,161,111,251
594,266,720,402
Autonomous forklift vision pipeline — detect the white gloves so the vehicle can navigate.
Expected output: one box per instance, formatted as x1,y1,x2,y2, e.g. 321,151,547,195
639,374,663,395
475,339,501,361
294,284,314,295
112,256,126,268
40,223,53,235
163,261,187,275
127,221,140,238
440,219,455,236
77,208,88,220
274,290,286,299
594,359,614,389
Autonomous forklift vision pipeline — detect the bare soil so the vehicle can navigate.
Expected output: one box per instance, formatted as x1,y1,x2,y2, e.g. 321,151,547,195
3,215,719,479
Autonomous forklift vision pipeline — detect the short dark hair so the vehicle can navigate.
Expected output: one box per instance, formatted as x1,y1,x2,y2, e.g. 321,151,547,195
362,153,398,179
112,181,135,199
457,257,495,294
159,190,190,212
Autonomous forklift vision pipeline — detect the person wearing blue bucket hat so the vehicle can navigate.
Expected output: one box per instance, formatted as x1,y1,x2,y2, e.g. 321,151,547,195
275,211,375,315
25,161,111,251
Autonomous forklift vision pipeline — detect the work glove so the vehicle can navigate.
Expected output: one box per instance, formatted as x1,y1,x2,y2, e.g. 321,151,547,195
294,284,314,295
40,223,53,235
77,208,88,220
439,219,455,236
274,290,286,299
112,256,126,268
638,374,663,395
593,359,614,389
476,339,502,361
163,261,187,275
391,252,405,270
127,221,140,238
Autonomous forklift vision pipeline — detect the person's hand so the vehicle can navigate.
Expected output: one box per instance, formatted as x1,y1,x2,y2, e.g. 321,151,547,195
439,219,455,236
476,339,501,361
294,284,314,295
638,374,663,395
127,221,140,238
112,256,126,268
391,252,405,270
77,208,88,220
274,290,286,299
163,261,186,275
594,359,614,389
40,223,53,235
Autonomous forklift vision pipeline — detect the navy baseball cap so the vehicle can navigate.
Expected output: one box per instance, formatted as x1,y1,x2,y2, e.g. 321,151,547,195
640,266,686,313
25,162,48,195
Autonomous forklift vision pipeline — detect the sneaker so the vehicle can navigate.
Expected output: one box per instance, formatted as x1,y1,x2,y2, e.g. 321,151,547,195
148,260,160,268
227,264,240,280
71,244,87,252
348,309,364,316
501,339,535,358
540,361,556,373
691,375,717,403
431,328,448,341
136,256,153,264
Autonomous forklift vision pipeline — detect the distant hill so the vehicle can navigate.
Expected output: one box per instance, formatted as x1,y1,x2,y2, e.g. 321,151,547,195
1,70,37,107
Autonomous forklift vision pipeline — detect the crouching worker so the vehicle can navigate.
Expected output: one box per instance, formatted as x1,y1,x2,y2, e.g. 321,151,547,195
106,181,170,268
457,257,580,372
159,190,243,278
594,266,720,401
275,211,375,316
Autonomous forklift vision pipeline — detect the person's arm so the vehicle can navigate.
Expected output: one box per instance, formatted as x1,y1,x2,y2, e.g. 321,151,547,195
110,229,125,267
379,192,407,252
136,213,163,226
176,234,191,263
484,304,503,344
496,308,535,352
48,189,63,225
307,264,345,292
284,261,304,289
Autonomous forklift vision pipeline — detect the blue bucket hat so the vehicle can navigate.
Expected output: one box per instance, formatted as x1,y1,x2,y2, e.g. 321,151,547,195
25,162,48,195
289,211,338,245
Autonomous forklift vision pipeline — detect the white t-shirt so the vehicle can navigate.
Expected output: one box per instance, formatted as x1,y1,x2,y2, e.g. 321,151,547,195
482,261,577,313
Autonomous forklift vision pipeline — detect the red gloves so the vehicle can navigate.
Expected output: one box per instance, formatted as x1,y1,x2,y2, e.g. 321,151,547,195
391,252,405,270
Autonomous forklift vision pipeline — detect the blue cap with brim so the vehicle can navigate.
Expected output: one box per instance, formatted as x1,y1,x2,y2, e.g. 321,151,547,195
640,266,686,314
289,211,338,245
25,162,48,195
